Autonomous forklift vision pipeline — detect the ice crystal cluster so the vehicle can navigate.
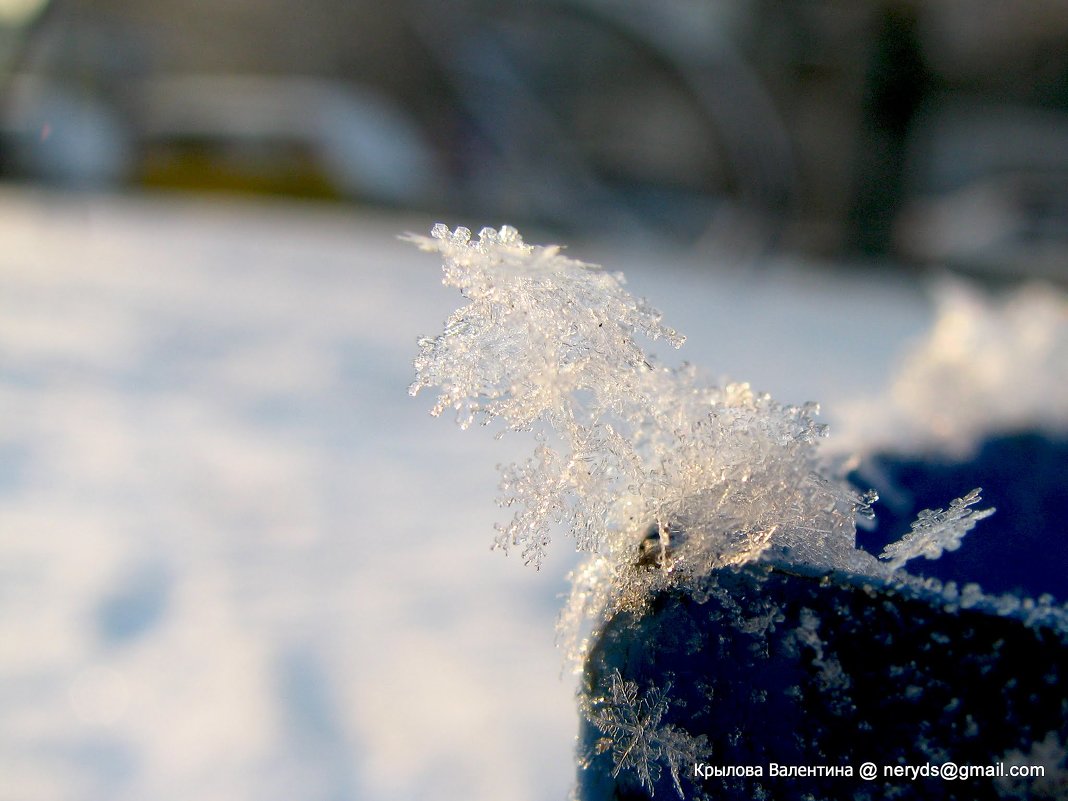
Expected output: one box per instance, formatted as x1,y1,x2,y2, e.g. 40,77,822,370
408,224,1004,796
409,224,990,612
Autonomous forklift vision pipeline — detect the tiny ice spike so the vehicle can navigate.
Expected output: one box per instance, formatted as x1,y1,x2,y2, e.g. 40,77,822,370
879,488,995,571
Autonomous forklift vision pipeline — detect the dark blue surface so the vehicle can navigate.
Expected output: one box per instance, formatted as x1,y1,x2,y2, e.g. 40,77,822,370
851,432,1068,601
580,565,1067,800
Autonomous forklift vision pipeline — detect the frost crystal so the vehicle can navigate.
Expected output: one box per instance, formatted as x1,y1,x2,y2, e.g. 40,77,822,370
408,224,1009,797
409,224,873,578
408,225,999,664
879,488,995,571
997,731,1068,800
581,669,706,798
836,281,1068,457
408,223,686,568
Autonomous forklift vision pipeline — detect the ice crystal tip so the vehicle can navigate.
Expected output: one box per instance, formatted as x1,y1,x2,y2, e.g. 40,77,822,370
879,488,994,571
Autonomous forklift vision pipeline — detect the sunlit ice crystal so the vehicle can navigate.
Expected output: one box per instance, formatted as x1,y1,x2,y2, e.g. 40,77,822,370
406,223,1004,588
404,224,1068,801
406,223,937,582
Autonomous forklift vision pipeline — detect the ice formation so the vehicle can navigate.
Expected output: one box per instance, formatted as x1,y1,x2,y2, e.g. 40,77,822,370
408,225,998,630
408,223,874,579
579,669,706,798
878,487,995,570
408,224,1041,798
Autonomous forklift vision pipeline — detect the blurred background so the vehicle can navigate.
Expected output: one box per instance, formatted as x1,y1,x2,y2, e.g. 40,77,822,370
4,0,1068,275
1,2,1066,801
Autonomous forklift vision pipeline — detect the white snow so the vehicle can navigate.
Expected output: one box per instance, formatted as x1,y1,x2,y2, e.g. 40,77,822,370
836,280,1068,457
0,191,577,801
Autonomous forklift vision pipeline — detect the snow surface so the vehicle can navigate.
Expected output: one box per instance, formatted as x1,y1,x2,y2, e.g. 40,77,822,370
0,189,933,801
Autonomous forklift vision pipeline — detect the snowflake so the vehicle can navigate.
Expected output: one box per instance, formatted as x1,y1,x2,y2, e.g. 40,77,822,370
581,669,706,798
407,223,683,432
879,488,995,571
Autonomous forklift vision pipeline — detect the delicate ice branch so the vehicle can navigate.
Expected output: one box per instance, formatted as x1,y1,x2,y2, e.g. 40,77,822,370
880,488,995,571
